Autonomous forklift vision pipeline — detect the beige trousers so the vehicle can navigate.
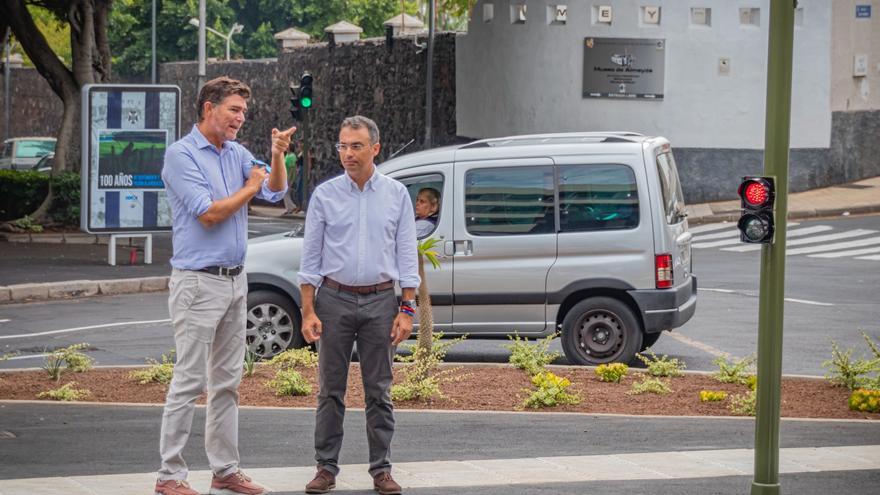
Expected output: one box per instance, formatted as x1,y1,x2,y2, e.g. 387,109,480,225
158,268,248,481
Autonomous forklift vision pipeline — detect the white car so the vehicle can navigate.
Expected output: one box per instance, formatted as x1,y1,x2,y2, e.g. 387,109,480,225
0,137,57,170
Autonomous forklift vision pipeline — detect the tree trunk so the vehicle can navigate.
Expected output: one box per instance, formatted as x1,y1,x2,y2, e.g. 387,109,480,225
416,254,434,356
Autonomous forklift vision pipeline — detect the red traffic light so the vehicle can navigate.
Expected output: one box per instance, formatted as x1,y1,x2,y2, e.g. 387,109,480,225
738,177,774,209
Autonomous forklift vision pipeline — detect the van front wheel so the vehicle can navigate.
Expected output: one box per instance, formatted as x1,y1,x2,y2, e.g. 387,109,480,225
561,297,643,366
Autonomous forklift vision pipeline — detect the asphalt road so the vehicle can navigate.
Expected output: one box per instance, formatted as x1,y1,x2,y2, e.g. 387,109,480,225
1,215,879,376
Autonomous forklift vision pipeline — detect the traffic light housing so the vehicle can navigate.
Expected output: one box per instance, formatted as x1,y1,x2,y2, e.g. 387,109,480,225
288,72,314,122
289,82,302,121
737,176,776,243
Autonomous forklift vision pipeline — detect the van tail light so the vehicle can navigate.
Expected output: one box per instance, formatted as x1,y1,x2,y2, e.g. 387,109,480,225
655,254,673,289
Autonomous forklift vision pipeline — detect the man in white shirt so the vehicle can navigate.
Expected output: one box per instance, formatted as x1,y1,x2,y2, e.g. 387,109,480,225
297,116,420,495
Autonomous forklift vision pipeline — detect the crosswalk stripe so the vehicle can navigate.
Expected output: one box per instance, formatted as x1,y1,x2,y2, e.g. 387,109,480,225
788,236,880,255
722,229,877,253
855,254,880,260
721,225,836,252
691,222,801,242
809,246,880,258
2,445,878,494
689,222,735,234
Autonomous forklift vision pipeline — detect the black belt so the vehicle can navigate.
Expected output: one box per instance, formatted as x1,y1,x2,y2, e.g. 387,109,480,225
198,265,243,277
322,277,394,294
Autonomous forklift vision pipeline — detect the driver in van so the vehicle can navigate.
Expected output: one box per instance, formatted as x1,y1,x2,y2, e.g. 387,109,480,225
414,187,440,237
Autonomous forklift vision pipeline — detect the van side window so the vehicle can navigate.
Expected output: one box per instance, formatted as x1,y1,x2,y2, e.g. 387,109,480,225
655,152,687,224
558,164,639,232
400,173,444,239
465,166,554,236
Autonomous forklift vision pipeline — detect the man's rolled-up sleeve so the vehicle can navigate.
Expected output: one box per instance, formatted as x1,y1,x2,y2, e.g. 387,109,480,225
297,191,325,287
162,144,212,218
395,187,421,289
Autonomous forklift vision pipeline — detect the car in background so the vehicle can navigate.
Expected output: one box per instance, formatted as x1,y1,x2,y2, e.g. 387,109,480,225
31,152,54,174
244,132,696,364
0,137,57,170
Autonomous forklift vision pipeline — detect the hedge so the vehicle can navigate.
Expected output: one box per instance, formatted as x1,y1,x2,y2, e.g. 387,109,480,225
0,170,81,226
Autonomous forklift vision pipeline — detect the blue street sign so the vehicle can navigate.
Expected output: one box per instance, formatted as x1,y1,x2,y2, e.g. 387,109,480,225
856,5,871,18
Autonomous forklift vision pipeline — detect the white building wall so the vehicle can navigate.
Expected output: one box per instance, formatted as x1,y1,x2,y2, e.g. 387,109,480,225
456,0,832,148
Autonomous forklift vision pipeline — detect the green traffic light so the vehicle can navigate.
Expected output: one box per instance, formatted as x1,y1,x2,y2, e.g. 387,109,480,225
301,97,312,108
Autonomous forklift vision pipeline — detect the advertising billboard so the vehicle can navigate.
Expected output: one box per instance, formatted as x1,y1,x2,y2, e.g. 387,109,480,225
80,85,180,233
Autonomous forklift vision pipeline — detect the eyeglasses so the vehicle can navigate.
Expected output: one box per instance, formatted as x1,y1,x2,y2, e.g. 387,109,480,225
335,142,368,153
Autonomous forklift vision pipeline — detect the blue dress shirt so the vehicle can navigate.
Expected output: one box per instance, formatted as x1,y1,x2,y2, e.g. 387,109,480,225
298,167,421,289
161,125,286,270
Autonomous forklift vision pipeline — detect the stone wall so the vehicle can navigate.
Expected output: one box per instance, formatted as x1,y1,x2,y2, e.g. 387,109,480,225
0,68,64,139
160,33,459,185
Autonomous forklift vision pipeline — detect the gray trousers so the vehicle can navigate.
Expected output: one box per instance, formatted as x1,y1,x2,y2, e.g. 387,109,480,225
314,286,398,477
158,268,248,481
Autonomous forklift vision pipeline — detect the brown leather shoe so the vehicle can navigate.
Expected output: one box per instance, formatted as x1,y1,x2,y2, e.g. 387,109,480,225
373,472,402,495
304,468,336,494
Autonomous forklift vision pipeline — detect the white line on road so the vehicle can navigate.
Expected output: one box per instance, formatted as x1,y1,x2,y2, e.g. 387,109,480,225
699,288,738,293
665,332,728,358
700,288,833,306
855,254,880,261
688,222,734,234
783,298,835,307
809,246,880,258
787,235,880,255
0,319,171,340
720,225,837,252
0,319,10,323
692,229,741,242
4,353,49,361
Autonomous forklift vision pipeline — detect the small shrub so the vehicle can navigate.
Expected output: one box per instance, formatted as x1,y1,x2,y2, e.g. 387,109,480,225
37,382,90,401
12,215,44,233
700,390,729,402
629,376,672,395
266,347,319,369
265,368,311,396
848,389,880,413
502,333,561,377
59,343,94,372
392,334,468,402
595,363,628,383
745,374,758,391
130,350,175,385
822,340,880,390
42,353,65,381
521,372,581,409
712,354,756,385
635,350,686,377
728,390,757,416
243,349,258,378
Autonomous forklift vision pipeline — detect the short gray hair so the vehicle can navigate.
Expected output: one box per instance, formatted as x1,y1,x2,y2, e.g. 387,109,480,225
341,115,380,144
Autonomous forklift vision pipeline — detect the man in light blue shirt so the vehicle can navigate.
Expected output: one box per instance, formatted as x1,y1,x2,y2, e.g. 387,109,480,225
155,76,293,495
299,116,419,495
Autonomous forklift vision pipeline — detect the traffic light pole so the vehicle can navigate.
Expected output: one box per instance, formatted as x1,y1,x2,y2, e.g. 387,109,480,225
751,1,794,494
302,107,311,211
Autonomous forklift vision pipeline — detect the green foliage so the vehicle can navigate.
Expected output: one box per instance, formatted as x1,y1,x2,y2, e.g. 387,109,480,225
595,363,629,383
0,170,48,221
728,390,757,416
521,371,580,409
48,172,81,225
745,374,758,391
243,349,258,378
16,5,72,67
392,333,467,402
635,350,686,377
822,340,880,390
42,353,65,381
266,347,319,369
130,350,176,385
629,376,672,395
12,215,44,233
712,354,756,385
700,390,729,402
37,382,90,401
42,343,93,380
265,368,312,396
418,237,442,270
848,389,880,413
502,333,561,377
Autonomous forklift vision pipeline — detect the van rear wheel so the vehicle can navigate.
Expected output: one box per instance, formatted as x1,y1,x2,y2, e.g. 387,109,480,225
561,297,643,366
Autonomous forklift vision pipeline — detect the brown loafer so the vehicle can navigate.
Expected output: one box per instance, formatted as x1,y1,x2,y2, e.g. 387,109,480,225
305,468,336,494
373,472,402,495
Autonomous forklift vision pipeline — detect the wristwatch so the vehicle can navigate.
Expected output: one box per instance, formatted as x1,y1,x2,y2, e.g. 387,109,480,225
400,299,417,309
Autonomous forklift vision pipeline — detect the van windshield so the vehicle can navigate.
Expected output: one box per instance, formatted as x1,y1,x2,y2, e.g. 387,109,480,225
656,152,687,224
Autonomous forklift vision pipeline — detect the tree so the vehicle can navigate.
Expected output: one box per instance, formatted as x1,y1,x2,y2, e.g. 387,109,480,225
0,0,113,221
415,237,442,356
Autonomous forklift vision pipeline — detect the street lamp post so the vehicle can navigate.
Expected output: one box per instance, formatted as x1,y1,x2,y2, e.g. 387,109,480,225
188,18,244,61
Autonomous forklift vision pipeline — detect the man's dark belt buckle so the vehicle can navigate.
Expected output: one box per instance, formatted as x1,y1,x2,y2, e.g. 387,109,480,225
200,265,243,277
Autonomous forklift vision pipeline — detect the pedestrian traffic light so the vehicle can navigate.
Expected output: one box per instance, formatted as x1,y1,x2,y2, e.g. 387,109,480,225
299,72,313,110
737,176,776,243
289,82,303,121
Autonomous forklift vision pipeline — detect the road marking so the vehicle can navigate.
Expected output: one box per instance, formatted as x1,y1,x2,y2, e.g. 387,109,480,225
692,229,741,242
688,222,734,234
0,319,171,341
720,225,836,252
809,246,880,258
700,288,833,306
3,445,877,494
0,319,9,324
787,235,880,255
665,332,728,358
3,353,49,361
783,298,834,307
699,288,737,294
692,237,746,249
855,254,880,261
247,230,260,234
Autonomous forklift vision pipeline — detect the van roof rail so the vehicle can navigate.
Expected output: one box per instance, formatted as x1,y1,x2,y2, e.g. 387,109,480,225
461,131,645,149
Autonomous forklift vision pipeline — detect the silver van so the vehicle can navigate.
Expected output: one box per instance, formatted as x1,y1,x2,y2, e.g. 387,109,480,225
245,132,696,365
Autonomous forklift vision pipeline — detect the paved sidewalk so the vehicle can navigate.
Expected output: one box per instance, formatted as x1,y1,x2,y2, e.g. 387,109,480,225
1,176,878,304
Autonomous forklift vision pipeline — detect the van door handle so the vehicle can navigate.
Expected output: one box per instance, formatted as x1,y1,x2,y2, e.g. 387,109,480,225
446,240,473,256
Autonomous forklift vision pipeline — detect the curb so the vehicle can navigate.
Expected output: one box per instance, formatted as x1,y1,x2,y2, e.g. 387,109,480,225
0,276,169,304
